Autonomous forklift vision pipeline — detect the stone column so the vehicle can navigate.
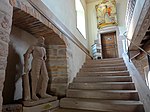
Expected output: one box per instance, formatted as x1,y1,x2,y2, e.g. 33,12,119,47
0,0,13,111
46,45,68,97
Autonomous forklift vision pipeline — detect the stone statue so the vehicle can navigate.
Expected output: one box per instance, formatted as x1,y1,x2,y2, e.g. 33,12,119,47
23,37,51,101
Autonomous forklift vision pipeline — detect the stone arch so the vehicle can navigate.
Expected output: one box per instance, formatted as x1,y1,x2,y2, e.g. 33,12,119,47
2,0,69,106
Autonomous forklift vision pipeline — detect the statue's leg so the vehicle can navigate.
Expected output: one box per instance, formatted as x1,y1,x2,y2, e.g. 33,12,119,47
39,61,52,98
22,73,31,101
31,60,42,100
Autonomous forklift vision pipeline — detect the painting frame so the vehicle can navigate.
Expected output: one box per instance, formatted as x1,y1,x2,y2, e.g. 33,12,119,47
96,0,118,29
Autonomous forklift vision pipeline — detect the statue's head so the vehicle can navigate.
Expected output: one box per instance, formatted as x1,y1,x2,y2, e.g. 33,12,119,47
37,36,45,46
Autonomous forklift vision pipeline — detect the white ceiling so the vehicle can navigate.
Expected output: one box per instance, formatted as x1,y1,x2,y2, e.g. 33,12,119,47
85,0,99,3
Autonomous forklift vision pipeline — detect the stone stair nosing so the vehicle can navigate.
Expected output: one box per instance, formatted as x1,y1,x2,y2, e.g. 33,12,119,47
86,58,124,62
77,71,130,77
83,63,126,67
60,98,144,112
69,82,135,90
66,89,139,100
80,66,127,72
52,108,113,112
73,76,133,83
85,59,124,64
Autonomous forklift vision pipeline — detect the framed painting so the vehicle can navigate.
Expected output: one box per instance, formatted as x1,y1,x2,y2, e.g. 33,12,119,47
96,0,118,29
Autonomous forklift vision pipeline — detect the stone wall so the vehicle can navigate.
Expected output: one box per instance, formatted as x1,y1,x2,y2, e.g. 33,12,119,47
46,45,68,97
0,0,13,111
46,39,87,97
2,104,22,112
132,54,149,84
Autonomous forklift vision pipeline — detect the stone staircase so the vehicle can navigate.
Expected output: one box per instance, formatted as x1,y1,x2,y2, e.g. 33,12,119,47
53,58,145,112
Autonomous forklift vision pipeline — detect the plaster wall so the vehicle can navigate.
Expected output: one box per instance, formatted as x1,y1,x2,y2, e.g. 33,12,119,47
3,26,37,104
87,0,127,55
66,36,87,83
42,0,89,48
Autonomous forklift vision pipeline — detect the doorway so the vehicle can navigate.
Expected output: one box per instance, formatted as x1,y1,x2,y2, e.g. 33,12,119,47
101,32,118,58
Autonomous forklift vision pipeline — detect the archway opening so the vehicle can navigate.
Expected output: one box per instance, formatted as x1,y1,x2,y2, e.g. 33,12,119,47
2,6,68,107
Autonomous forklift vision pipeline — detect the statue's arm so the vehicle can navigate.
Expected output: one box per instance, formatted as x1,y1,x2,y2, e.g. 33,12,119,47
24,46,34,58
23,46,34,74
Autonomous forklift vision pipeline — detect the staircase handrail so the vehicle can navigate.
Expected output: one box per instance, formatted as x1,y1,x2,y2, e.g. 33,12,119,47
123,31,150,58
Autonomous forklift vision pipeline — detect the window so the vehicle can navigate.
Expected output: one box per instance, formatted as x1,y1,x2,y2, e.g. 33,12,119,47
75,0,86,38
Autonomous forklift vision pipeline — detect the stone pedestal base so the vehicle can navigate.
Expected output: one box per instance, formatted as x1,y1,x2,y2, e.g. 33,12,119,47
2,104,22,112
23,97,59,112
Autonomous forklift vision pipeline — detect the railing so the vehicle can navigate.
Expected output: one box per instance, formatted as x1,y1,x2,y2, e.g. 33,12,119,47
123,31,150,61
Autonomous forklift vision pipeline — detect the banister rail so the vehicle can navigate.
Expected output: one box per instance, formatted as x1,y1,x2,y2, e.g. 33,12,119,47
123,31,150,61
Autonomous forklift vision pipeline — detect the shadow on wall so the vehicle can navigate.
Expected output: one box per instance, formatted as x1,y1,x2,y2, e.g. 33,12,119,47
2,26,37,105
2,43,22,104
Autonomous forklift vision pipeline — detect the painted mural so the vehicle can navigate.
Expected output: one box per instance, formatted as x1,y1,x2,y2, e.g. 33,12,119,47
96,0,118,29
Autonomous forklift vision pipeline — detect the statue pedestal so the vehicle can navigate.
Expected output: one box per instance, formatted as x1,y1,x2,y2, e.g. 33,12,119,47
23,96,59,112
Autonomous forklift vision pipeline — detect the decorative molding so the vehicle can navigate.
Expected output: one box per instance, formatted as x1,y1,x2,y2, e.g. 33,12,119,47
98,26,119,34
98,26,123,58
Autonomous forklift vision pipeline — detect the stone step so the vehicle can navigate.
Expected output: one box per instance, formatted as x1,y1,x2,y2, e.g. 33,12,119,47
69,82,135,90
91,57,123,60
23,100,59,112
77,71,130,77
83,63,126,67
80,66,127,72
87,58,124,62
67,89,139,100
60,98,144,112
73,76,132,83
85,62,125,65
86,59,124,64
52,108,111,112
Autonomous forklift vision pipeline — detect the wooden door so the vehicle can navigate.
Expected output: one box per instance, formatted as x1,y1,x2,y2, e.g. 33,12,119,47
101,32,118,58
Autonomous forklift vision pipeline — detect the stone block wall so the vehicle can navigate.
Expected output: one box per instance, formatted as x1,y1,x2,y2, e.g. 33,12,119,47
132,55,149,83
2,104,22,112
0,0,13,111
46,45,68,97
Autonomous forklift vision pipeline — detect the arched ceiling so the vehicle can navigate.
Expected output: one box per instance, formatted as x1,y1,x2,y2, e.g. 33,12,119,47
10,0,67,46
